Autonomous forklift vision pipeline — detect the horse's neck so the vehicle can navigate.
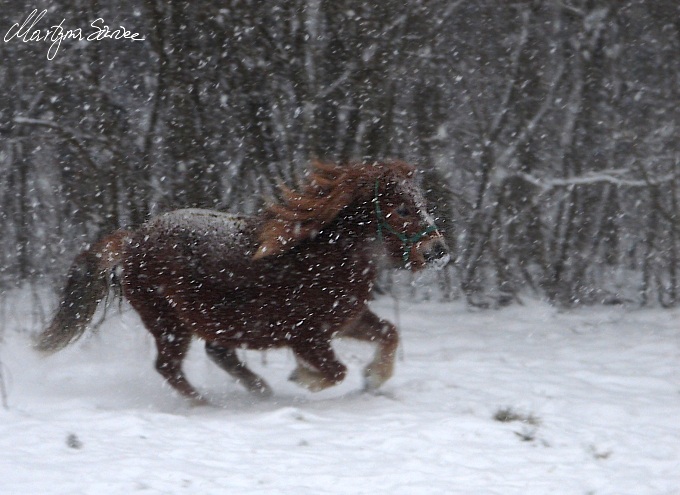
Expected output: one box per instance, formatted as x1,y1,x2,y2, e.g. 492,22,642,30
315,208,377,265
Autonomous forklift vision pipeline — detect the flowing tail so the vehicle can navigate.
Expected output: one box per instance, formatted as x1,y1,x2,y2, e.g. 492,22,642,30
35,230,130,353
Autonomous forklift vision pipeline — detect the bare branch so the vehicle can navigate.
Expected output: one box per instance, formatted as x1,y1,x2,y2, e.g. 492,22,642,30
518,168,675,190
13,117,101,173
496,60,567,168
489,8,531,140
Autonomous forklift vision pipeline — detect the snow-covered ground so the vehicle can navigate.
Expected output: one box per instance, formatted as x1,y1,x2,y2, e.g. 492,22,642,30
0,292,679,495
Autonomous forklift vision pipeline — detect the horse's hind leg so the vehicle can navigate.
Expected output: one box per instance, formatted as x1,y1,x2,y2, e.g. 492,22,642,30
205,342,272,397
128,295,207,405
152,329,208,405
289,340,347,392
339,310,399,391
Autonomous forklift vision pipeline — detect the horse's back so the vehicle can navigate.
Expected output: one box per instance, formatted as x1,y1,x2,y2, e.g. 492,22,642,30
124,209,260,290
147,208,255,250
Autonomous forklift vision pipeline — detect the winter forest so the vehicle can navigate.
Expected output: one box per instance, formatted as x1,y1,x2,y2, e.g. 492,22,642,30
1,2,680,494
1,0,679,307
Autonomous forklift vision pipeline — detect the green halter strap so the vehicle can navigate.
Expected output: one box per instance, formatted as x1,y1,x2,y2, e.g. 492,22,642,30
373,180,439,263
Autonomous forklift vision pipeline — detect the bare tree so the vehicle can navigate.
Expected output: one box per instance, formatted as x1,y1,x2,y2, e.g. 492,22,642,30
0,0,679,306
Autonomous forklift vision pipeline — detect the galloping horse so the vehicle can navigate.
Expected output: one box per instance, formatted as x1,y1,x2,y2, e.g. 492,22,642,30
36,160,449,404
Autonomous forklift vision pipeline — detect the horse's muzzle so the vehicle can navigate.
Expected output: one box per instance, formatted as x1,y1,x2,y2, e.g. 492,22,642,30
420,236,450,269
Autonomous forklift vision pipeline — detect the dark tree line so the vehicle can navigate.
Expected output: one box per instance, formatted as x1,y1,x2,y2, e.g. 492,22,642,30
1,0,679,306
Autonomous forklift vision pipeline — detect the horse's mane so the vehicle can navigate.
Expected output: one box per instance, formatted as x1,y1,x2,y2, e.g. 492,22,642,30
254,160,415,259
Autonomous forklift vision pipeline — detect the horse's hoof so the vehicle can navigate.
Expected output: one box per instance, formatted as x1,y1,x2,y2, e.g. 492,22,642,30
189,396,211,407
363,366,391,392
289,367,333,393
249,381,273,399
363,388,397,400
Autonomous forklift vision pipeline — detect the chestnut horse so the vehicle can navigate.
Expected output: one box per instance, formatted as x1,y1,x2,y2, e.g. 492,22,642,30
36,161,449,404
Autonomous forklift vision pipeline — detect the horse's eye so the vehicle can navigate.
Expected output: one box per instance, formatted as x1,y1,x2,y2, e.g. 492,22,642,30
396,204,411,217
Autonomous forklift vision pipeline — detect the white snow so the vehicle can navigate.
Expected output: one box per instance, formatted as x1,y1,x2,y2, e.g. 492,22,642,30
1,293,679,495
149,208,249,239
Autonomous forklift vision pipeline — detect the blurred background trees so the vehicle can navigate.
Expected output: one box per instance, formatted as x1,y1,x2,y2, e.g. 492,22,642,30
1,0,679,306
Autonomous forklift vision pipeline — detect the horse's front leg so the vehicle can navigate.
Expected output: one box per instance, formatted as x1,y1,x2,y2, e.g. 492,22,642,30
338,310,399,391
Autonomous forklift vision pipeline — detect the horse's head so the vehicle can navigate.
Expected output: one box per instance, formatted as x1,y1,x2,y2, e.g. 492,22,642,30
254,160,450,271
371,162,450,271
